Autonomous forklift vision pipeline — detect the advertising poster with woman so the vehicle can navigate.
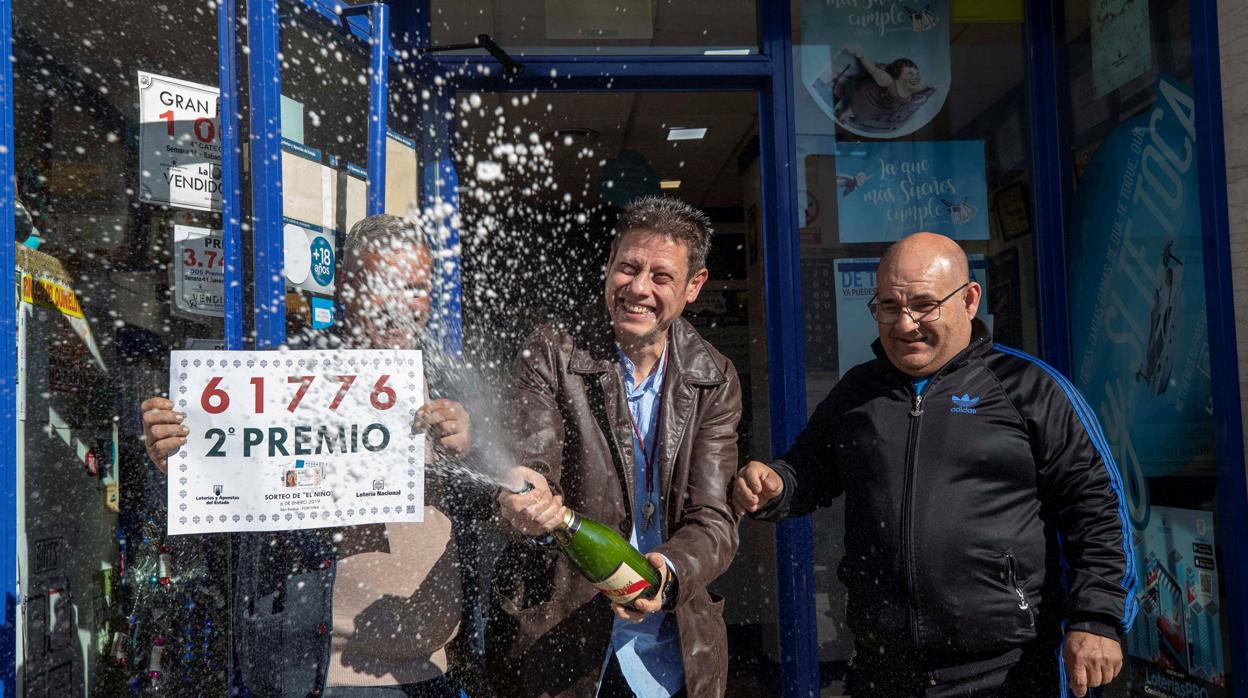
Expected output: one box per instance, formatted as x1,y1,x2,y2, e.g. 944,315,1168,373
800,1,951,139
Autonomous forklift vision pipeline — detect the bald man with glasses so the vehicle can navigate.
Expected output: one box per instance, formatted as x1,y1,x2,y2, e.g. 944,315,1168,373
735,233,1135,698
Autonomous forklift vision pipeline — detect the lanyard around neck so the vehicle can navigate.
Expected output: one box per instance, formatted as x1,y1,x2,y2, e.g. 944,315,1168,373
626,348,669,498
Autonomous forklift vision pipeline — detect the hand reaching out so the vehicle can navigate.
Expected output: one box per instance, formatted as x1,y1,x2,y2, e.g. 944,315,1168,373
732,460,785,516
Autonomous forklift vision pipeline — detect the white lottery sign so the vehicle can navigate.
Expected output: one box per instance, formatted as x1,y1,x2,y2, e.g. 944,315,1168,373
167,350,424,534
138,70,222,211
172,224,225,318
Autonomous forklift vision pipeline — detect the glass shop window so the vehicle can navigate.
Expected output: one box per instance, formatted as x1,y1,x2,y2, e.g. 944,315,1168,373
1063,1,1232,693
789,1,1037,690
280,2,422,345
12,0,228,693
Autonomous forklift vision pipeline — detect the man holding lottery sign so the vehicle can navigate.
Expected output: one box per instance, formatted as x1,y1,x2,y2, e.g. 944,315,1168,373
165,348,423,530
140,215,482,697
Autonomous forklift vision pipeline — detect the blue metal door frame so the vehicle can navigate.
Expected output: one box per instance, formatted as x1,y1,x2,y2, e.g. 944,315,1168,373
248,0,288,348
410,77,464,354
1189,0,1248,692
1024,0,1075,376
0,0,17,691
758,1,821,695
218,0,245,350
341,2,391,218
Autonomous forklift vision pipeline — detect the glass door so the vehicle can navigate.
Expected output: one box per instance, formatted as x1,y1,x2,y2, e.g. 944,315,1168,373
446,86,787,694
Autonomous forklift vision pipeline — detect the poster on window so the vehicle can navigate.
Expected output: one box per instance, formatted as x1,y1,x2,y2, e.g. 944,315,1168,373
283,219,337,296
137,71,222,211
834,140,988,243
167,350,425,534
172,225,225,318
799,0,951,139
834,255,990,373
1091,0,1153,98
1126,506,1225,696
1067,75,1214,530
802,252,839,374
833,258,880,374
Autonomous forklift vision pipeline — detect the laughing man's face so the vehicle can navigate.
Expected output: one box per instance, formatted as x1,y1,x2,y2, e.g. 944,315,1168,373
603,229,707,350
874,254,979,377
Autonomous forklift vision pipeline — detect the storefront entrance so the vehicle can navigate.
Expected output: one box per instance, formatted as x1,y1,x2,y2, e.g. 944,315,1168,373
1,1,1246,696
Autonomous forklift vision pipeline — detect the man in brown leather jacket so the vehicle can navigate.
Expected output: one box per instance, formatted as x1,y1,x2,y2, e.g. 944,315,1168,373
491,197,743,697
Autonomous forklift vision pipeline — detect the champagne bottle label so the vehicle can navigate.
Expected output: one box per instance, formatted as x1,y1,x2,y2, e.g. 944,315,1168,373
593,562,653,605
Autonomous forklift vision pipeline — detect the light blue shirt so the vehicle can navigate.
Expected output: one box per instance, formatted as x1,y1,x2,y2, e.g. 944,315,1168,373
607,346,683,697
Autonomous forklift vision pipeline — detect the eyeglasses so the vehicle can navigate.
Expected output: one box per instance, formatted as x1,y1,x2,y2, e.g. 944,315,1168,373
868,282,969,324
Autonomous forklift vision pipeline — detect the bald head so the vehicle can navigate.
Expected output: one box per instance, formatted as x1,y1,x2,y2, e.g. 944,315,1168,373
873,232,981,377
878,232,969,282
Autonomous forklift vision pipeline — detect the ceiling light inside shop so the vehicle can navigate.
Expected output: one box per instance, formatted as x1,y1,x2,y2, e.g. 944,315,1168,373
703,49,752,55
544,127,600,146
660,180,682,189
667,127,707,141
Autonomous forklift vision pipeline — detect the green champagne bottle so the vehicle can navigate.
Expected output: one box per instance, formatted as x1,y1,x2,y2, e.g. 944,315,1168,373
552,507,661,606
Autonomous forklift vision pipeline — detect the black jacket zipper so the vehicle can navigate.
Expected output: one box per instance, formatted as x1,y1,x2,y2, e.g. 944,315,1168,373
1006,553,1036,628
901,387,924,647
895,336,990,649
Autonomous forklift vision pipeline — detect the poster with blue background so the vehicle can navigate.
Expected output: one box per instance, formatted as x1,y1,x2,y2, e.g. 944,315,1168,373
835,140,988,243
1126,506,1225,695
800,0,951,138
1067,74,1215,533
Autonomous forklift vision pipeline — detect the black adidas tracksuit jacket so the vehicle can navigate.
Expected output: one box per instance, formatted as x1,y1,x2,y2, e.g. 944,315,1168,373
759,327,1136,679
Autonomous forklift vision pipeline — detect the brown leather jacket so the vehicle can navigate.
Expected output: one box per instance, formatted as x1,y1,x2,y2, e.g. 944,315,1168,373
486,312,742,697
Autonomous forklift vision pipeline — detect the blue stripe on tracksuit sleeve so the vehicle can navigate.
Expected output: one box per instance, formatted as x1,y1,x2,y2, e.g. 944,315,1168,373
994,345,1137,630
995,346,1137,596
1056,629,1068,698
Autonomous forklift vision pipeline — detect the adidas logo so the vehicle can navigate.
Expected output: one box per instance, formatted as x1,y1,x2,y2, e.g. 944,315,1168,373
951,393,980,414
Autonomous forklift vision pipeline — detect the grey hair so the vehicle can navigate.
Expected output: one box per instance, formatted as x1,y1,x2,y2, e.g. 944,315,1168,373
342,214,430,277
611,196,714,273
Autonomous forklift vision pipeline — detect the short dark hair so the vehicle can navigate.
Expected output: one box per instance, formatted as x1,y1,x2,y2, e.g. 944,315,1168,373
342,214,429,278
611,196,714,274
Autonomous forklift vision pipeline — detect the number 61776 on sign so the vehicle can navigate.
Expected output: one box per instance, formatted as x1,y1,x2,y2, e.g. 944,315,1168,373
167,349,425,535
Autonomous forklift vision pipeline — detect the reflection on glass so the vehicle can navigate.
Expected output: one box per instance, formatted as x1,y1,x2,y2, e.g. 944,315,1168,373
1064,1,1229,693
13,0,227,692
280,3,375,346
